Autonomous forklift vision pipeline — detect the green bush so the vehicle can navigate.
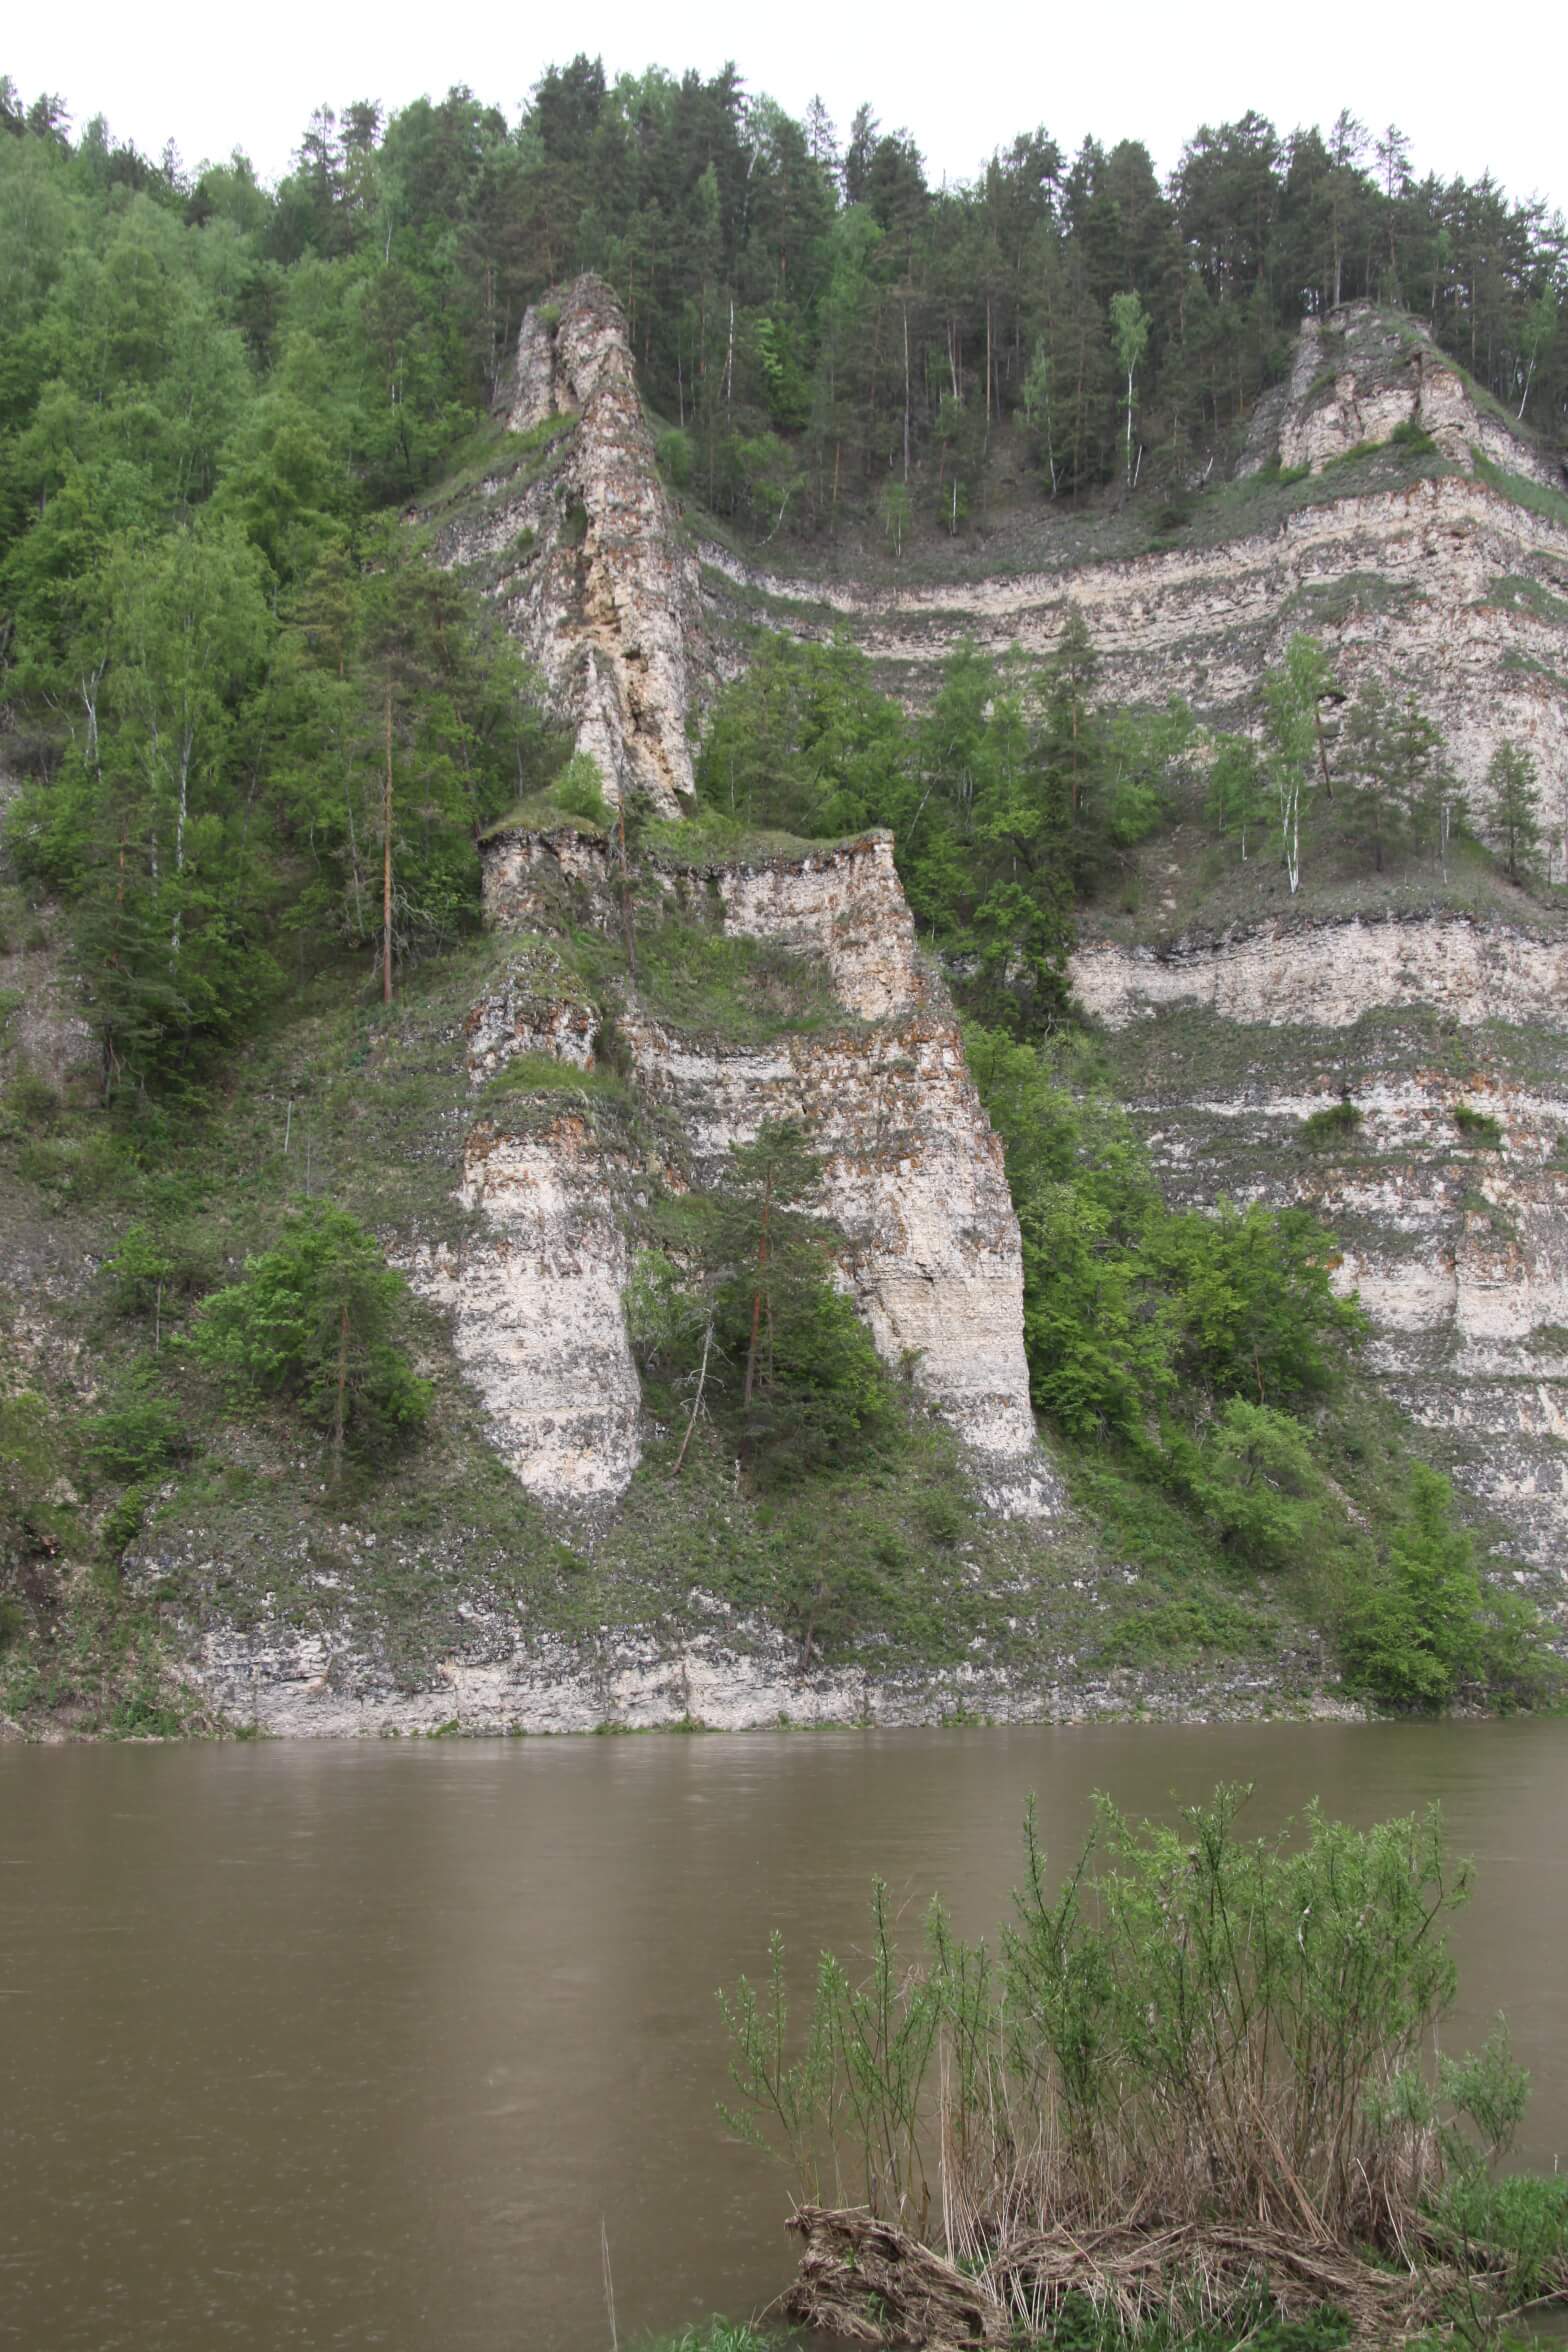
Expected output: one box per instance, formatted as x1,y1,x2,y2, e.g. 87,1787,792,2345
101,1220,217,1321
0,1389,76,1570
1190,1399,1340,1574
970,1027,1366,1441
1390,417,1437,455
1452,1102,1504,1149
193,1203,431,1474
1097,1592,1266,1665
4,1067,64,1134
1342,1465,1506,1709
719,1789,1528,2305
84,1374,190,1484
656,427,695,487
551,750,613,826
1257,458,1312,487
631,1123,897,1487
635,920,837,1043
482,1051,625,1101
1299,1099,1363,1148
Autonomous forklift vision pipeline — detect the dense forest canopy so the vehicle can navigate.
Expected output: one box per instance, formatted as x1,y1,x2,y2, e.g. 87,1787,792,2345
2,60,1564,543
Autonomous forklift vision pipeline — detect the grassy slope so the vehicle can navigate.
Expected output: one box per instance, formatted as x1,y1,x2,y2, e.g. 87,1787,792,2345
0,886,1139,1730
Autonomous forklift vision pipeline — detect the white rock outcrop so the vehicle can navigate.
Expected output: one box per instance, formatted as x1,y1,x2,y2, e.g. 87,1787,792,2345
416,1111,643,1504
1261,305,1566,486
455,820,1056,1516
1078,916,1568,1582
1071,916,1568,1031
437,277,702,815
622,1002,1052,1514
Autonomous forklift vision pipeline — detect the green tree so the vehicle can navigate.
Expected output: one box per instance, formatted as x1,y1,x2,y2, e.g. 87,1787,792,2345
1194,1398,1337,1573
1262,635,1333,894
1206,731,1270,860
10,517,278,1096
194,1203,431,1478
1342,1465,1489,1708
1485,741,1541,884
629,1122,894,1481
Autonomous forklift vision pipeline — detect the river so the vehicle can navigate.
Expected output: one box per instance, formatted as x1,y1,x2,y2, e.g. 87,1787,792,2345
2,1721,1565,2350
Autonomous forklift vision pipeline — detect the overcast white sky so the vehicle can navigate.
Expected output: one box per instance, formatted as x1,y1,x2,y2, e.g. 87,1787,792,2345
7,0,1565,214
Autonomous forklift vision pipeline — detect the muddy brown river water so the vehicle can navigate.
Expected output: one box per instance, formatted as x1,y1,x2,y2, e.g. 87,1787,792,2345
2,1721,1565,2350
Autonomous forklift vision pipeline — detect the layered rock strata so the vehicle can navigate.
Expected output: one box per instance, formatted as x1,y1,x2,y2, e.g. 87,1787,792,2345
452,819,1055,1516
1072,914,1568,1032
699,307,1568,836
1075,917,1568,1587
435,277,702,814
703,474,1568,835
416,1111,643,1504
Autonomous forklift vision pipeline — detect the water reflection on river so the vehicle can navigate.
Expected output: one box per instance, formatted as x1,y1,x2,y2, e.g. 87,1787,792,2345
2,1721,1565,2350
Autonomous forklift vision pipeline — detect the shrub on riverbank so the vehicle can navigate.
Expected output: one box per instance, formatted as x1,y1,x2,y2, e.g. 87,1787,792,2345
718,1789,1567,2346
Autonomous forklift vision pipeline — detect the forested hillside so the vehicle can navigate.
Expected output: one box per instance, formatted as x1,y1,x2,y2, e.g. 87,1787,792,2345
2,66,1565,1735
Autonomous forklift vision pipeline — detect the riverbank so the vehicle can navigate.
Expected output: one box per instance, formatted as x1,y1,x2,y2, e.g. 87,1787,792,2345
4,1603,1376,1738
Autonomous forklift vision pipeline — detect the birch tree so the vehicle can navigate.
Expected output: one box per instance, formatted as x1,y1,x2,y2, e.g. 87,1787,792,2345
1108,290,1150,488
1262,636,1333,895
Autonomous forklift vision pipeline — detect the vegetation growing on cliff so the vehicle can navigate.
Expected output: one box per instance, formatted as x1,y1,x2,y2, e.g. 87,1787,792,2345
1,72,1563,1729
969,1024,1554,1707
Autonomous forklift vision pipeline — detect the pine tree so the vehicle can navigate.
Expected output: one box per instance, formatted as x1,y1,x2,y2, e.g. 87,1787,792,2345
1486,741,1541,883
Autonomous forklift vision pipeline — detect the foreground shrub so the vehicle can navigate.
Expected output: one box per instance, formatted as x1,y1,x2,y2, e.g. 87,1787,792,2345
720,1790,1565,2341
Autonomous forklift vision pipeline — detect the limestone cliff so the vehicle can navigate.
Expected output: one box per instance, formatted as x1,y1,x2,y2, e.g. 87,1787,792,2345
418,276,1054,1519
434,821,1054,1516
433,277,702,815
700,306,1568,841
1071,915,1568,1583
1246,304,1566,489
80,288,1567,1736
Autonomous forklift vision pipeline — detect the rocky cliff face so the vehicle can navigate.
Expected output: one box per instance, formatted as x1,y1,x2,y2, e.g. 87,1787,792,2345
434,278,702,814
700,308,1568,840
1249,304,1566,488
445,820,1055,1516
418,278,1054,1517
1073,917,1568,1584
415,1111,645,1505
1073,915,1568,1033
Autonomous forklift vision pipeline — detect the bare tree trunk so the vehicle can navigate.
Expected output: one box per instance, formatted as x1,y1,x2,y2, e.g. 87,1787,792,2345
672,1311,714,1477
742,1173,773,1412
171,724,192,958
382,679,394,1005
332,1302,349,1485
1313,701,1334,799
